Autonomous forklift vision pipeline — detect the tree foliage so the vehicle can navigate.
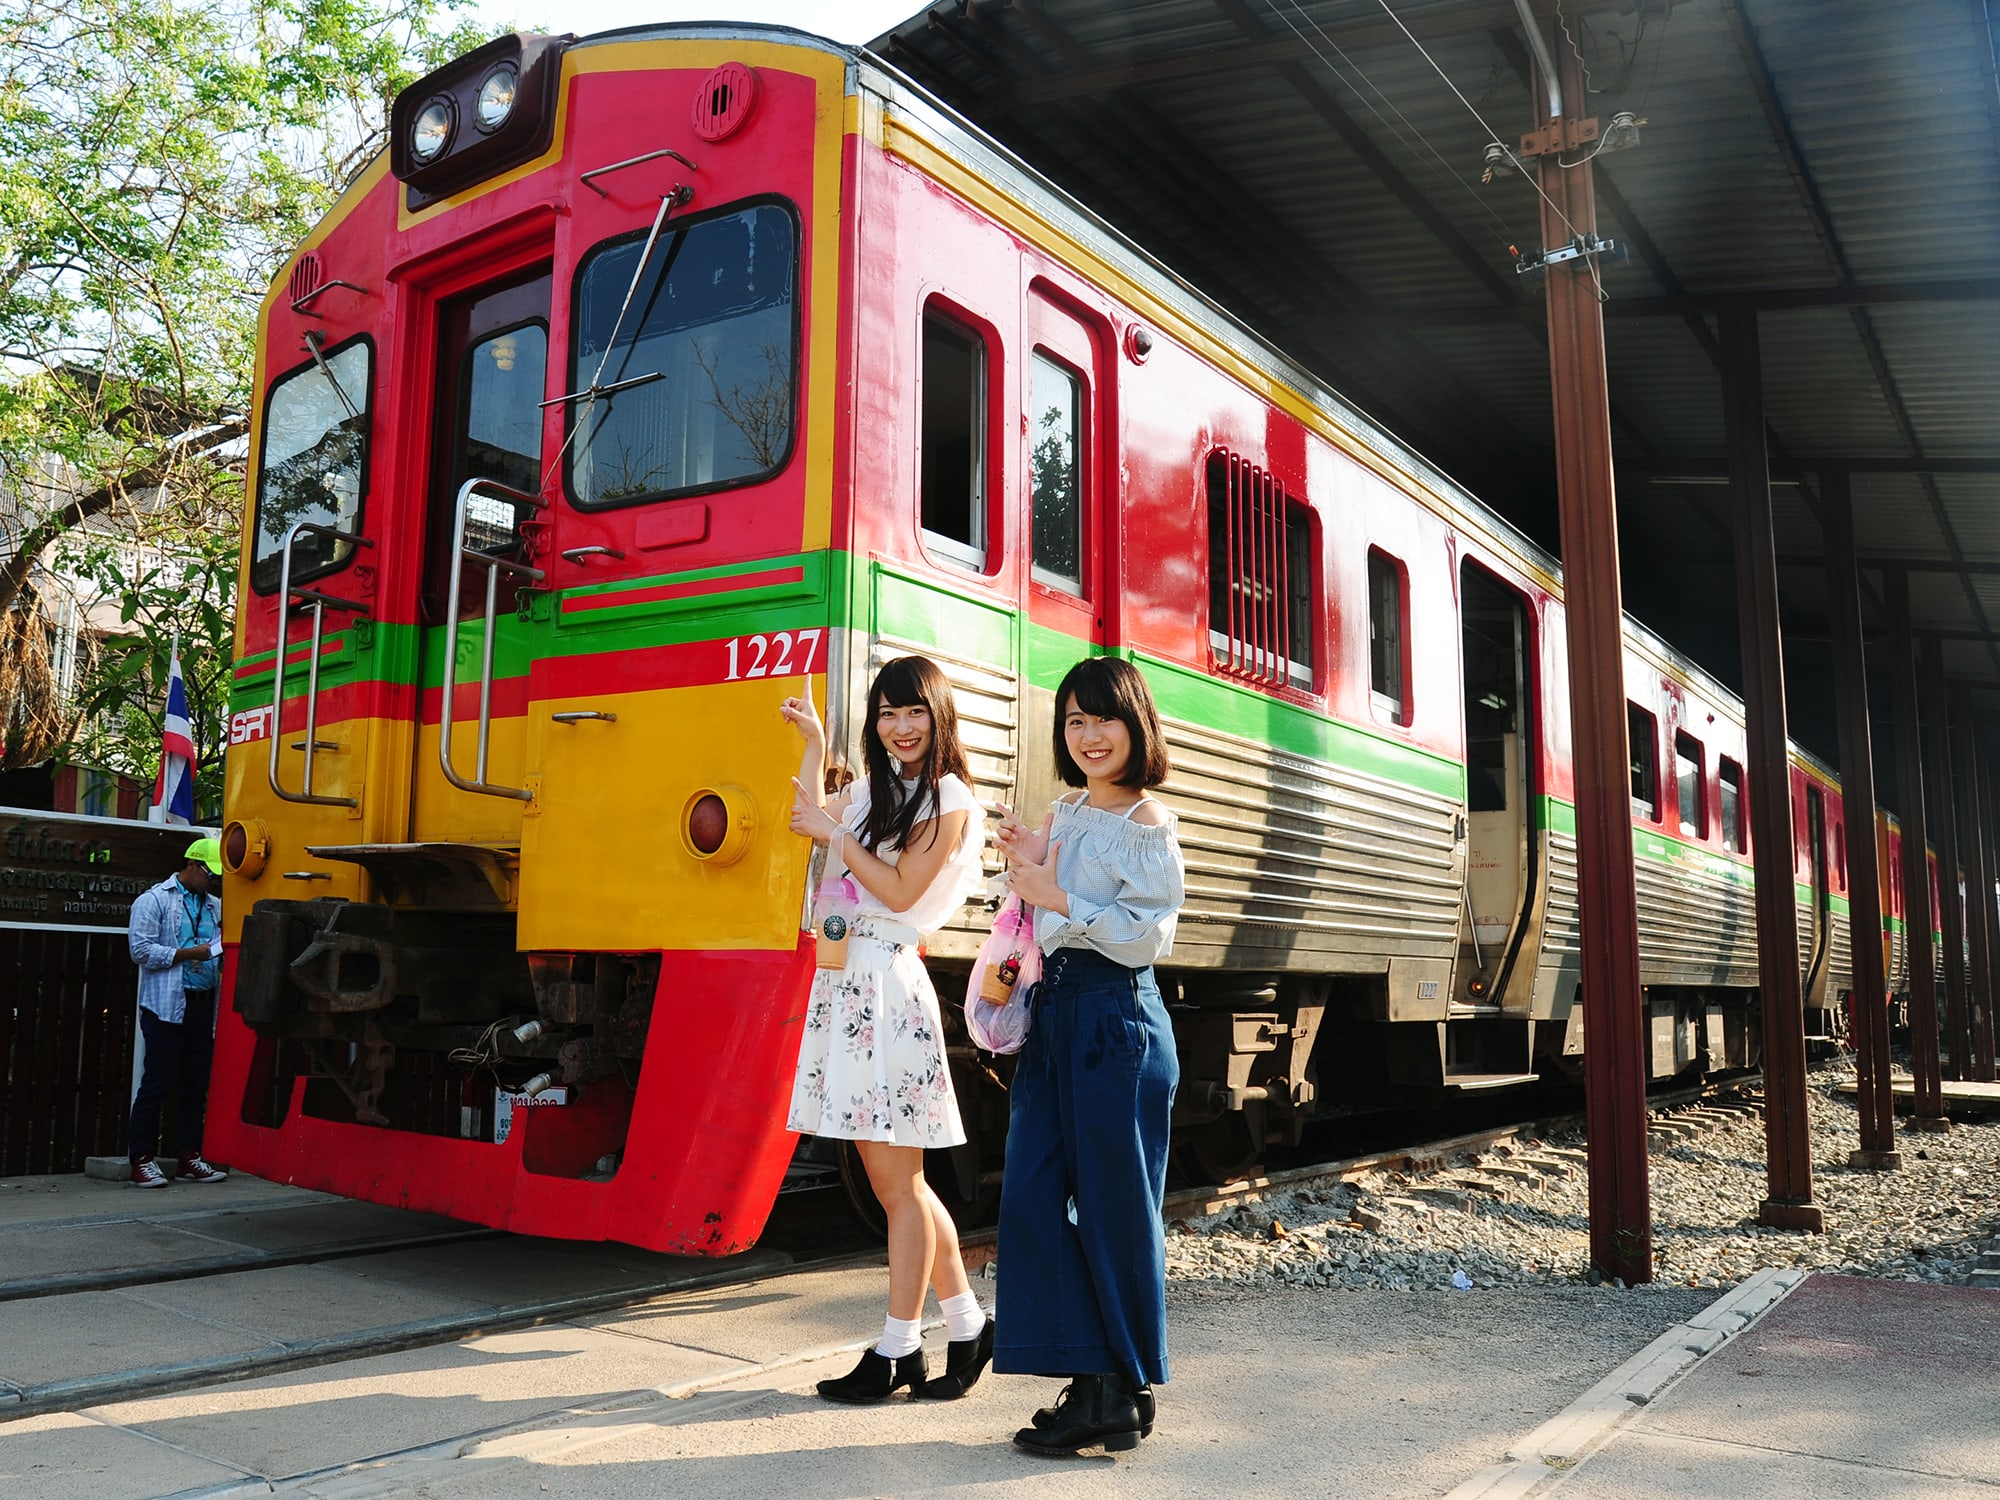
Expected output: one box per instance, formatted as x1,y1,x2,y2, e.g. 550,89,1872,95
0,0,488,775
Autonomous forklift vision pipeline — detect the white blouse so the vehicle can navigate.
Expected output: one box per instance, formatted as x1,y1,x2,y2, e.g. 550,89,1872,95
829,773,986,935
1033,793,1185,968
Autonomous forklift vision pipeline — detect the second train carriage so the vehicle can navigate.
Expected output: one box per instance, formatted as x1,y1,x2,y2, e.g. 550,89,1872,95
211,24,1911,1250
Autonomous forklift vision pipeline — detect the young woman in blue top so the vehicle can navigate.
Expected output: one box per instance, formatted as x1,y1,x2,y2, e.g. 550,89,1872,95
993,656,1185,1455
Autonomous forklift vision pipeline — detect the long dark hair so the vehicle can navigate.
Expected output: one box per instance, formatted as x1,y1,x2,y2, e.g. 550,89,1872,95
859,655,970,852
1052,656,1171,788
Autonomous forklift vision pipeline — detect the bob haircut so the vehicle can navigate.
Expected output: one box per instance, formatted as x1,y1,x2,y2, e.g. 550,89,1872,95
859,654,970,852
1052,656,1170,789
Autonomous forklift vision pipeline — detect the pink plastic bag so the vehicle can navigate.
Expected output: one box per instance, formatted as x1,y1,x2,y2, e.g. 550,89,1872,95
964,895,1040,1054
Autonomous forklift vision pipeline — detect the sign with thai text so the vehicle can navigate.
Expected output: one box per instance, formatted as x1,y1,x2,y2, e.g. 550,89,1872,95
0,809,218,930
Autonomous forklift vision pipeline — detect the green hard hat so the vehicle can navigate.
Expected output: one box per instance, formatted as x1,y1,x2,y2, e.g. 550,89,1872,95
184,837,223,875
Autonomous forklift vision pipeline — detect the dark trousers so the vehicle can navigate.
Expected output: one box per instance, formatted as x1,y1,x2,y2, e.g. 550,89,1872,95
995,947,1178,1388
128,990,216,1161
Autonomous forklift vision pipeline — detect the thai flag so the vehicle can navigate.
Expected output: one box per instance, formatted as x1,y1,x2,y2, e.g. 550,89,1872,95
149,642,198,826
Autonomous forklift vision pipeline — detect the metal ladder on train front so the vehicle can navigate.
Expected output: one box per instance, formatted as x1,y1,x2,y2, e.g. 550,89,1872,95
268,519,376,808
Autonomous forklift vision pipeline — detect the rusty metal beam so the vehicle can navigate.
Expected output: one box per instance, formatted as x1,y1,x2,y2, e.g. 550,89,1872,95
1956,691,2000,1085
1978,750,2000,1080
1886,570,1948,1126
1923,639,1973,1080
1393,278,2000,324
1722,309,1820,1232
1823,473,1899,1165
1643,456,2000,477
1533,26,1651,1286
1776,556,2000,577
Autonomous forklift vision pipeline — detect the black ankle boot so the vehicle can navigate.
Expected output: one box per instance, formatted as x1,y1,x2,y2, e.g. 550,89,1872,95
816,1347,927,1404
918,1317,994,1399
1013,1373,1143,1455
1033,1380,1153,1437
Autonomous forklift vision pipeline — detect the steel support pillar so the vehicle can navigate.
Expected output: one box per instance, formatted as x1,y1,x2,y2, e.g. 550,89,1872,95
1534,30,1651,1284
1720,310,1820,1232
1885,570,1948,1129
1979,752,2000,1080
1957,697,1999,1084
1821,473,1899,1167
1927,642,1972,1080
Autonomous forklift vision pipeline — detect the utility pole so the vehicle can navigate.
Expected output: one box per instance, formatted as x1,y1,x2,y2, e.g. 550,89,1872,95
1526,9,1652,1284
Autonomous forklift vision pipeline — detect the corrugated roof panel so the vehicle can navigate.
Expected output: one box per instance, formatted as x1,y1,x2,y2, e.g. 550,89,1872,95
874,0,2000,724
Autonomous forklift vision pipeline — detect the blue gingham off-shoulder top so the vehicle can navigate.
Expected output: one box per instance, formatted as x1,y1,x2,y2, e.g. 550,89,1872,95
1032,793,1185,968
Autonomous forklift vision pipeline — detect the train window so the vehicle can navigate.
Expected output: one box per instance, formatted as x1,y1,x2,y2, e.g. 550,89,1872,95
567,200,798,508
1720,757,1745,853
919,310,988,568
252,336,373,593
1675,731,1707,840
1029,351,1084,592
1368,549,1409,721
1628,703,1659,821
1206,451,1314,689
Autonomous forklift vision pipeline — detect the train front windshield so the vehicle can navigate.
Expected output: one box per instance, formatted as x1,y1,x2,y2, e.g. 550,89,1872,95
568,200,798,506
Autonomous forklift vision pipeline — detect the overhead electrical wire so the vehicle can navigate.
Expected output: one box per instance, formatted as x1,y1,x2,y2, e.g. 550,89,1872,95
1261,0,1526,255
1364,0,1608,301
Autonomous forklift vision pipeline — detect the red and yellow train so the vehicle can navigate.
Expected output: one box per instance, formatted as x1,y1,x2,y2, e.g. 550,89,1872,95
209,25,1939,1253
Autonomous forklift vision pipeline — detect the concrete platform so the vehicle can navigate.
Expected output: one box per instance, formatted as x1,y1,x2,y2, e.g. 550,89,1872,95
1834,1078,2000,1118
1454,1273,2000,1498
3,1170,1996,1500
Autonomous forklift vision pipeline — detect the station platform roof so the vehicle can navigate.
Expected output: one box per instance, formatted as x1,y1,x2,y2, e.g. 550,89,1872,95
871,0,2000,754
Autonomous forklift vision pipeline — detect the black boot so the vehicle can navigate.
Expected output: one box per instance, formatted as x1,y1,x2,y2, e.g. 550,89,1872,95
918,1317,994,1399
1013,1374,1142,1455
1034,1380,1153,1437
816,1347,927,1404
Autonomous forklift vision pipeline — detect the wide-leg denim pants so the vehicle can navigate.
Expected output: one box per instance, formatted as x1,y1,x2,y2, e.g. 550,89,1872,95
994,946,1179,1388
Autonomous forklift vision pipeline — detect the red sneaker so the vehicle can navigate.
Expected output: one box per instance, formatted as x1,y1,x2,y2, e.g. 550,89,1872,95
131,1157,169,1188
176,1153,229,1183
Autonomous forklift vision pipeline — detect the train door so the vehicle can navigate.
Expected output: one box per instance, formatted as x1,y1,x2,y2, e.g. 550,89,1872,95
1457,563,1539,1009
407,268,553,848
1016,287,1109,817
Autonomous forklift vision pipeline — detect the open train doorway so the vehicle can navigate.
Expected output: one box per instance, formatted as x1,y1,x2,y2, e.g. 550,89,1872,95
1457,563,1538,1016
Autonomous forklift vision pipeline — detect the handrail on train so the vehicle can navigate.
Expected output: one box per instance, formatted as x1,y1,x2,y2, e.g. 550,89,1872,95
269,520,376,809
439,477,547,803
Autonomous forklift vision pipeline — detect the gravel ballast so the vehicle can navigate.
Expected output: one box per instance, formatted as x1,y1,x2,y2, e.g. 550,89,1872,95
1164,1064,2000,1294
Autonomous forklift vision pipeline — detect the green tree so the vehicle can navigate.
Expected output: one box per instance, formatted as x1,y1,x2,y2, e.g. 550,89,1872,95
0,0,489,771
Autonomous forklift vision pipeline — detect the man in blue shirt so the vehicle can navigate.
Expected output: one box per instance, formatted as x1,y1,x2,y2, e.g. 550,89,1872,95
127,838,230,1188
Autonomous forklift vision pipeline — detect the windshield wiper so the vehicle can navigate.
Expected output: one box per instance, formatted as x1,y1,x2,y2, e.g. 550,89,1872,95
538,185,694,488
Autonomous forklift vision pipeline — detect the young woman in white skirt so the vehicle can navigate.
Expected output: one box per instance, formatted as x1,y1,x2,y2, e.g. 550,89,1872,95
782,654,995,1404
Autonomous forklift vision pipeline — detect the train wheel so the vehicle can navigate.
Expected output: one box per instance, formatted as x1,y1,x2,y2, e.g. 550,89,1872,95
1174,1113,1262,1187
836,1140,888,1239
835,1139,1003,1241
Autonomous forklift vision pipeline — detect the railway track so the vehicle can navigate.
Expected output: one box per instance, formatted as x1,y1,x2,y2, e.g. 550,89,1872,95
1,1074,1760,1421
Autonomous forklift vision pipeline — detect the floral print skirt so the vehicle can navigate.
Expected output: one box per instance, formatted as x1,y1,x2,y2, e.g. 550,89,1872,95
786,934,966,1149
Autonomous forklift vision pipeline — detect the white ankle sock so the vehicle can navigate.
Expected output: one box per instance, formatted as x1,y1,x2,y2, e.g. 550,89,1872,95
939,1291,986,1342
876,1314,923,1359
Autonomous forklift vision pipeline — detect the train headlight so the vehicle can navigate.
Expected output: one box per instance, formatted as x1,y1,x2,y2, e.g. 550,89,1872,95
475,64,518,133
681,785,756,866
410,97,455,163
221,818,271,880
389,33,572,208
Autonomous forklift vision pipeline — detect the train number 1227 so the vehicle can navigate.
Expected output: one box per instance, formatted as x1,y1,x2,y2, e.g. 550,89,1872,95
723,628,823,681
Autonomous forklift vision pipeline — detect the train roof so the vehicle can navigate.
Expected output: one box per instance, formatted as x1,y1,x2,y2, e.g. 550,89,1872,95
482,25,1832,795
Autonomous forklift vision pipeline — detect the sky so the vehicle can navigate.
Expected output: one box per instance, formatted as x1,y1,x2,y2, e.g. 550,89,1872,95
469,0,923,46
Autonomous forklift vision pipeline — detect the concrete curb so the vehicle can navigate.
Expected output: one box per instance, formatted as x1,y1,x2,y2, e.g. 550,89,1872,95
1441,1268,1806,1500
